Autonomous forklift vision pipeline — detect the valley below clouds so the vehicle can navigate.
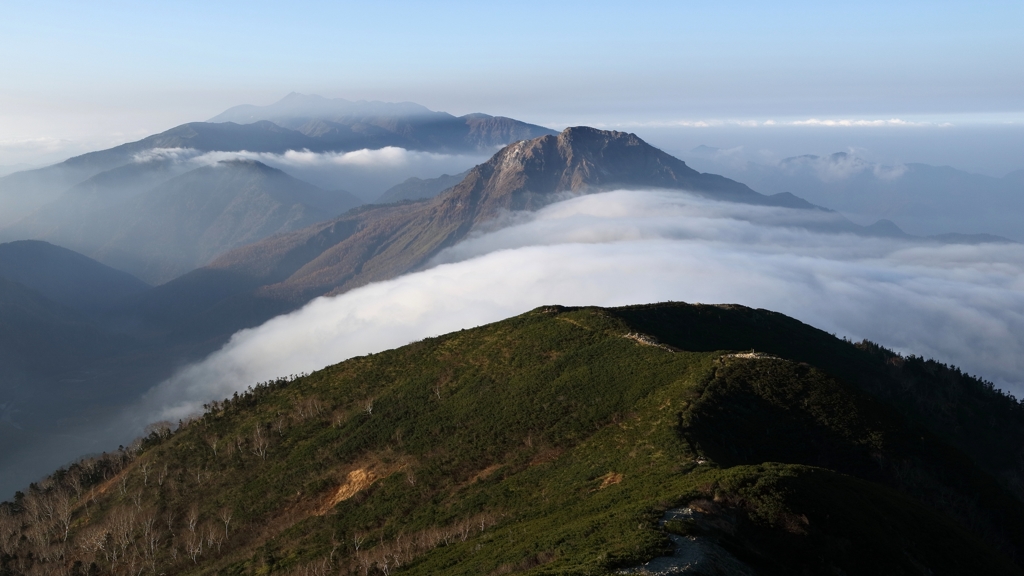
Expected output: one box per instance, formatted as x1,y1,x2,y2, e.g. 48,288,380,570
134,189,1024,425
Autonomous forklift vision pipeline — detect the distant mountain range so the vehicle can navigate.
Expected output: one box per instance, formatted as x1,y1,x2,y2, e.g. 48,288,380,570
685,148,1024,241
0,94,554,228
114,127,986,356
210,92,556,152
7,159,361,284
125,127,828,345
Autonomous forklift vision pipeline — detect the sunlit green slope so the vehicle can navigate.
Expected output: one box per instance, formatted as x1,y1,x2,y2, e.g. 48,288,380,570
3,303,1022,575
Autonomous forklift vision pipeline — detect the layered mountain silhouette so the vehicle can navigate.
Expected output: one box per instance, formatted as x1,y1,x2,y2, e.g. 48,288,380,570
117,127,984,349
209,92,556,152
686,148,1024,241
0,242,152,480
0,95,553,227
0,240,149,315
7,160,361,284
4,303,1023,574
0,122,317,226
120,127,823,340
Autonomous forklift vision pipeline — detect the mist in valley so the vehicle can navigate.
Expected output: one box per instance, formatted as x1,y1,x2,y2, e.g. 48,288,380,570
128,188,1024,428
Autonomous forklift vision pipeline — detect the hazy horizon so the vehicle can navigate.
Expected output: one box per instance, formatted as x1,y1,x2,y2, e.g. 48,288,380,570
3,1,1022,172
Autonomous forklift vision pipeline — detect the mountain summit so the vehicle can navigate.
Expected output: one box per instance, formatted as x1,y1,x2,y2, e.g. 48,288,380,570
128,127,813,347
431,126,777,218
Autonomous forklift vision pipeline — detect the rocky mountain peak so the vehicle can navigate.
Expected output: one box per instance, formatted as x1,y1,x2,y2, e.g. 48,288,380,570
436,126,758,223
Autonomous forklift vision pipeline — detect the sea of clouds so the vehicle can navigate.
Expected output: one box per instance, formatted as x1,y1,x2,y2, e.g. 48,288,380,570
129,189,1024,425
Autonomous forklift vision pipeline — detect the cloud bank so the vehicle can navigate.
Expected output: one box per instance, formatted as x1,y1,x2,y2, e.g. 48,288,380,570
132,190,1024,425
131,147,486,199
608,118,945,130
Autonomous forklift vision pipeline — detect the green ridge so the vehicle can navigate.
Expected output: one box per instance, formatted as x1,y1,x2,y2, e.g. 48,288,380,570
2,303,1022,575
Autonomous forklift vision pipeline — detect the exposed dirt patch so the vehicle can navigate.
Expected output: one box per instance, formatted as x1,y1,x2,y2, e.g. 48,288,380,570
471,464,502,483
317,460,405,515
598,472,623,490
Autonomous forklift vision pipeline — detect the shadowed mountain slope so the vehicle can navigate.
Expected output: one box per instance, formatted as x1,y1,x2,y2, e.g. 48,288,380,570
4,303,1023,575
377,170,471,203
0,274,146,466
0,240,149,314
8,161,361,284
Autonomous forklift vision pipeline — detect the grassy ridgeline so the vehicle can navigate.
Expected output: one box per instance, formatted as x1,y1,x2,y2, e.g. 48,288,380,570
2,304,1022,575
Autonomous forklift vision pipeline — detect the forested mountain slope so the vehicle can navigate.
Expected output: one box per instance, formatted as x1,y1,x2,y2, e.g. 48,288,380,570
4,303,1022,575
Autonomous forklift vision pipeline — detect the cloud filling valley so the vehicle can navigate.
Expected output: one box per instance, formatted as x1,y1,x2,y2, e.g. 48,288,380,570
133,189,1024,424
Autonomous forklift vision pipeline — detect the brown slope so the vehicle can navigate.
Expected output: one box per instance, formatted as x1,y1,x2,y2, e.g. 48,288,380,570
125,127,775,341
232,126,769,299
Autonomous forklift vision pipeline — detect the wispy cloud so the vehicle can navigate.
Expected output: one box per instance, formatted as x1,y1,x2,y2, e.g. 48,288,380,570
128,146,487,199
778,153,908,182
132,146,477,169
791,118,928,128
611,117,941,129
129,190,1024,425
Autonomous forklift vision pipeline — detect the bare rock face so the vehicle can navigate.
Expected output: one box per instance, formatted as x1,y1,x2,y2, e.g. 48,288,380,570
433,126,764,223
129,127,777,346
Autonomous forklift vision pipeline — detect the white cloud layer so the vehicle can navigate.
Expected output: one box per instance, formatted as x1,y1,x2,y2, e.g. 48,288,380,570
606,118,946,129
130,146,486,199
133,146,475,169
131,190,1024,425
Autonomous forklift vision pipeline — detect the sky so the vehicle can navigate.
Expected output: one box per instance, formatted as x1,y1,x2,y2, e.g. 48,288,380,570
1,1,1022,170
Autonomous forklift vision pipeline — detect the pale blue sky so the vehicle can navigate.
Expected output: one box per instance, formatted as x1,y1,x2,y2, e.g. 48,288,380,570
1,1,1022,167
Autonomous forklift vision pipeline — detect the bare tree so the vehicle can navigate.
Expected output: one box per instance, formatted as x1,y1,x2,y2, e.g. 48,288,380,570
206,434,220,457
355,549,373,576
66,469,84,499
76,523,108,562
252,423,269,459
186,504,200,534
139,462,151,485
185,531,203,563
53,490,74,542
297,397,325,420
108,505,138,564
364,399,374,416
0,507,20,555
218,507,233,539
164,509,176,534
204,521,224,553
131,489,144,510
